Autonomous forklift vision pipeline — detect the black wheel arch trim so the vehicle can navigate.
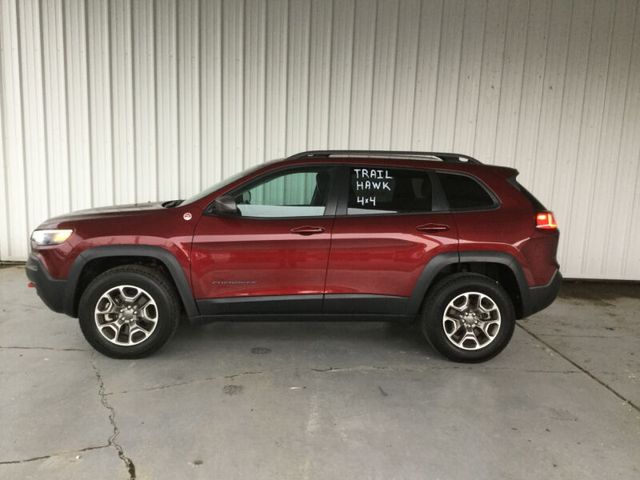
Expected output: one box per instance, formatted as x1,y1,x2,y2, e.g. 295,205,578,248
408,250,557,319
456,251,530,318
64,245,199,318
407,252,460,315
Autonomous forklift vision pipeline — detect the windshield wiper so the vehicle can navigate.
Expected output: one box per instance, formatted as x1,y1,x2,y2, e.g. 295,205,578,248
162,199,184,208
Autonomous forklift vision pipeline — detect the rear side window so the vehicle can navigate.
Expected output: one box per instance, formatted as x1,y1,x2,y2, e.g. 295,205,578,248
438,172,496,210
508,177,547,210
348,167,433,215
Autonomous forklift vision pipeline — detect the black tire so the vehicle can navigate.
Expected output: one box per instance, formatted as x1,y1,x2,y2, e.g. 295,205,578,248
78,265,181,358
421,273,515,363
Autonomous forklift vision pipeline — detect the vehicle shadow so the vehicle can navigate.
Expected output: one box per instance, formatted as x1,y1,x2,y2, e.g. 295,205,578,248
171,318,434,356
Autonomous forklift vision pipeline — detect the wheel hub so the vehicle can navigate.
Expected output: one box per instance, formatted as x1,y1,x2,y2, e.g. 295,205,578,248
462,311,479,326
119,306,138,322
442,291,502,351
94,285,159,346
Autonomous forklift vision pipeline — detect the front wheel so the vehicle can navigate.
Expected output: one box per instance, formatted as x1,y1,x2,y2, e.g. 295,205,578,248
78,266,180,358
421,273,515,363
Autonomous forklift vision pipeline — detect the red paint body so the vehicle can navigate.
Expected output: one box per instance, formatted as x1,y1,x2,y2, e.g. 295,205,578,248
32,157,559,309
191,215,333,297
324,213,458,297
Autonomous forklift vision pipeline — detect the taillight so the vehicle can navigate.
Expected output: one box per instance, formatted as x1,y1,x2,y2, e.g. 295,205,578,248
536,212,558,230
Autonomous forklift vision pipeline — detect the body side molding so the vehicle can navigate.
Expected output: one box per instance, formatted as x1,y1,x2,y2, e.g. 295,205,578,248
197,294,323,315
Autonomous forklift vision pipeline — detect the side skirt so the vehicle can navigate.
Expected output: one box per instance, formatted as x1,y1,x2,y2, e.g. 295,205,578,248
189,313,416,324
193,293,413,323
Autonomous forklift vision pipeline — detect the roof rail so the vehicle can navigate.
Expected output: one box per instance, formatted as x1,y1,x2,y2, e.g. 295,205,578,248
286,150,482,164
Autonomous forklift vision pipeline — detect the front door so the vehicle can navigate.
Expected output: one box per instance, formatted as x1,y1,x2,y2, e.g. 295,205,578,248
324,164,458,316
191,165,338,315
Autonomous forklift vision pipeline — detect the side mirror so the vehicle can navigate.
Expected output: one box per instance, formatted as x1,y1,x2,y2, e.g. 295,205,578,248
211,194,239,215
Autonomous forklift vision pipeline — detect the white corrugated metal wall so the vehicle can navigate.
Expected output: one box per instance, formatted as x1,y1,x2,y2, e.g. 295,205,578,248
1,0,639,279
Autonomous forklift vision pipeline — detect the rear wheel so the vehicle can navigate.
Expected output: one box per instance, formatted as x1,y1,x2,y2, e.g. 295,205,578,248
421,273,515,363
78,266,180,358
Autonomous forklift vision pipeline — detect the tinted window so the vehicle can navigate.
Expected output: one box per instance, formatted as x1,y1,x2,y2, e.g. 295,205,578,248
233,167,331,217
508,177,546,210
348,167,433,215
438,173,495,210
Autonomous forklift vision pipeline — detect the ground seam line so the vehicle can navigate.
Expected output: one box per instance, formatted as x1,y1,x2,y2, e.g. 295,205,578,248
517,323,640,413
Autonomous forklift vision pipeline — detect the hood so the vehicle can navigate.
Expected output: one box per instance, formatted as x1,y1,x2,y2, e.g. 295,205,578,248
39,201,168,228
56,201,165,217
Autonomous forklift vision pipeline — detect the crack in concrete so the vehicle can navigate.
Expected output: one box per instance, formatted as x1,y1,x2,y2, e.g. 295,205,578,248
224,370,263,380
535,333,627,339
0,345,89,352
110,378,210,395
0,445,108,465
310,364,579,375
106,363,581,397
91,357,136,480
106,370,264,396
517,324,640,413
311,365,388,373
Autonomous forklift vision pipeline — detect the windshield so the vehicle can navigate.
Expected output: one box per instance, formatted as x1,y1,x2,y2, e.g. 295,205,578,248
181,162,273,206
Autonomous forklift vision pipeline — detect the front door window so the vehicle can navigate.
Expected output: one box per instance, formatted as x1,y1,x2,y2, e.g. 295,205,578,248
232,167,332,218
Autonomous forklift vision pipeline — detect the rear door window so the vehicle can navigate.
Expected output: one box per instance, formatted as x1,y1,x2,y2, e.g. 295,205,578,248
347,167,433,215
437,172,496,210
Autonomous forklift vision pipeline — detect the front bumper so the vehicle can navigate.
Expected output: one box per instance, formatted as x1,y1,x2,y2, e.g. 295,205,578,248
26,254,68,314
522,269,562,318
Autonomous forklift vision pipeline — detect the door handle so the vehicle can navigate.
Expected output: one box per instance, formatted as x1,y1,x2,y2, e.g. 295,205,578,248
416,223,450,233
290,226,326,235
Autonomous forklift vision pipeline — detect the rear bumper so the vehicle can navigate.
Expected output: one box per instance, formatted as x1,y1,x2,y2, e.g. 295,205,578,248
26,254,69,314
521,269,562,318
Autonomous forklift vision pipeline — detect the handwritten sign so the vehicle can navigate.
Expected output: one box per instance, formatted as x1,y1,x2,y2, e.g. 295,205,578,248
353,168,394,207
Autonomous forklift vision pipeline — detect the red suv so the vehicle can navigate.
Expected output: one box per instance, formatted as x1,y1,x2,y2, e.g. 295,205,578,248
26,151,561,362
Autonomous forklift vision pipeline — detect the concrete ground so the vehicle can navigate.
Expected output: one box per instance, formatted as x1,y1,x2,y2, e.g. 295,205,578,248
0,265,638,480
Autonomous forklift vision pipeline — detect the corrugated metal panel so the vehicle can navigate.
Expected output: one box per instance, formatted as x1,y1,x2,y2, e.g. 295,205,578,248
64,0,92,211
87,0,113,207
1,0,639,280
133,0,157,202
0,0,29,261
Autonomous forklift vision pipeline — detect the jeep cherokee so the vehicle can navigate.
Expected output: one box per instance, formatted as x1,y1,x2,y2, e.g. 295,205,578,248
26,150,561,362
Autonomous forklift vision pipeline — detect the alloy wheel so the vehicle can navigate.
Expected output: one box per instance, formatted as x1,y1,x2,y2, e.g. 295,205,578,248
442,291,502,350
94,285,159,346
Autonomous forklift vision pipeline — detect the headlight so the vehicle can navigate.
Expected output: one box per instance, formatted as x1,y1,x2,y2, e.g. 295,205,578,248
31,229,73,246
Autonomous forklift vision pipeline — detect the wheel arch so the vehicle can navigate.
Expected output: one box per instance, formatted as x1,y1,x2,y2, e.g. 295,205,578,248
65,246,199,318
408,251,530,319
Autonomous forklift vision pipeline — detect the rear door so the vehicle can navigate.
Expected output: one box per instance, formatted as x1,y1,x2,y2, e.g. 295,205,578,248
191,165,338,315
324,165,458,315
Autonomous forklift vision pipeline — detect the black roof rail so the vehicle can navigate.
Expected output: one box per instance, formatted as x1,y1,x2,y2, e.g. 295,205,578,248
286,150,482,164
